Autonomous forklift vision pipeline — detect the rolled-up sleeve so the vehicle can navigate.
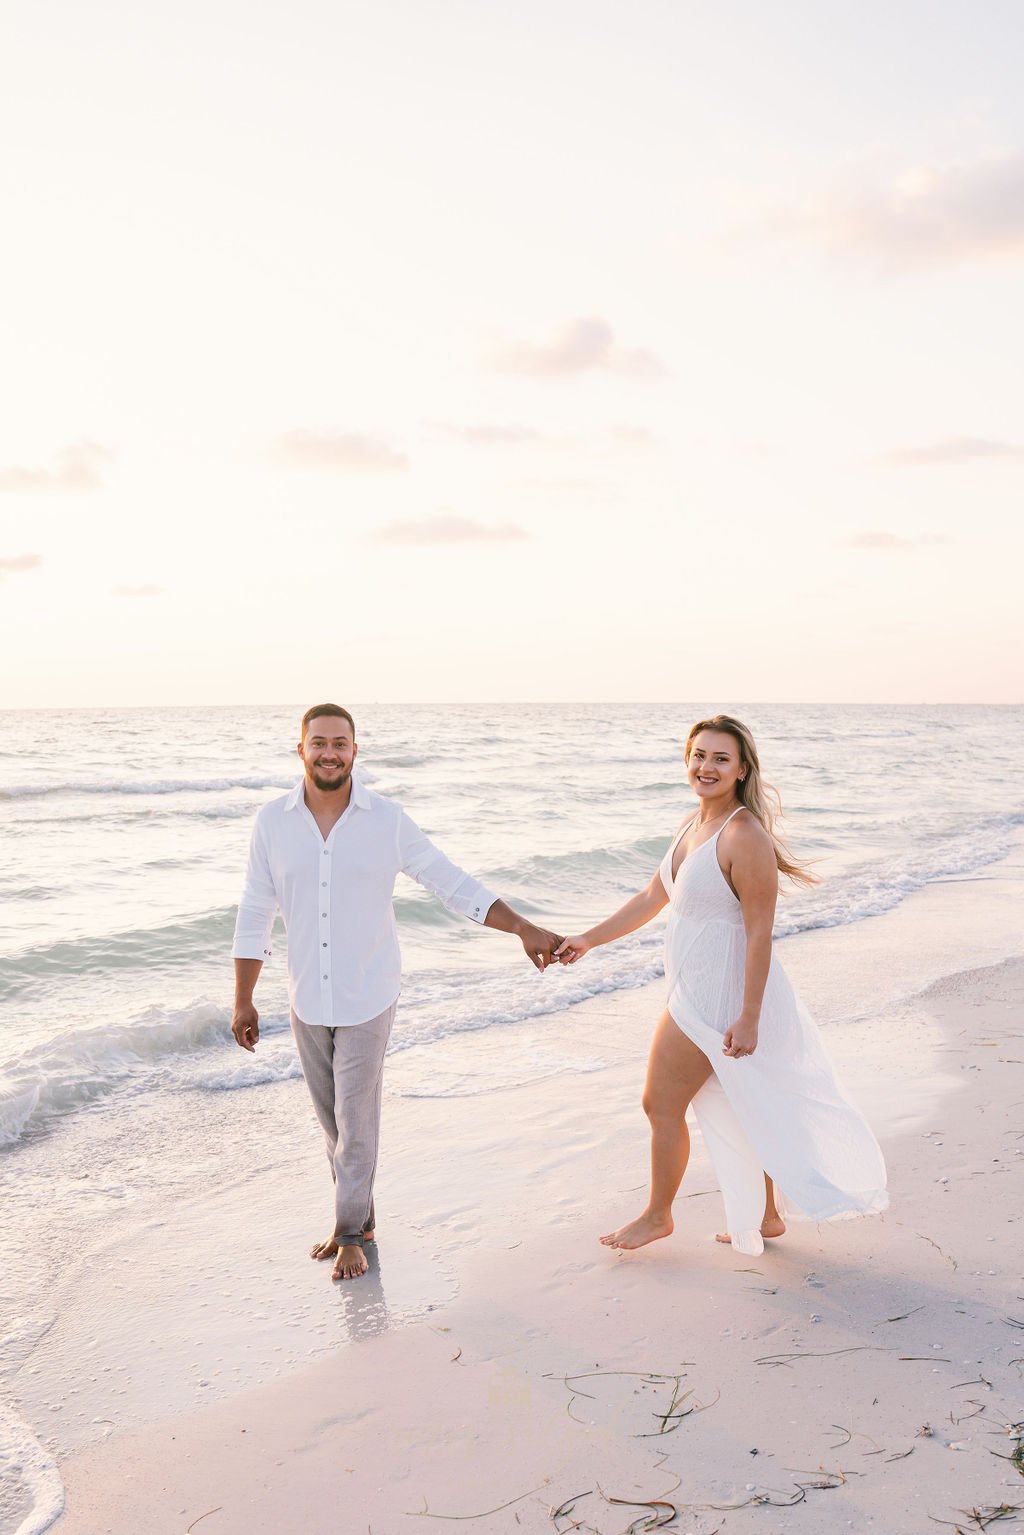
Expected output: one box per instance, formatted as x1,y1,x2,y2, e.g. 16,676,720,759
397,811,498,924
231,813,279,960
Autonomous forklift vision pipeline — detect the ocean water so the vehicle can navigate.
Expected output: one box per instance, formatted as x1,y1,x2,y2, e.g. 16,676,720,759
2,702,1023,1148
2,702,1024,1532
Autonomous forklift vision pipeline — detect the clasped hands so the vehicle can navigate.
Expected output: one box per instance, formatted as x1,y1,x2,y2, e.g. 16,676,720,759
518,924,592,972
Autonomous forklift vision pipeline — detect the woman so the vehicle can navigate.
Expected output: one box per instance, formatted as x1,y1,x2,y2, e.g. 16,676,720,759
555,715,887,1257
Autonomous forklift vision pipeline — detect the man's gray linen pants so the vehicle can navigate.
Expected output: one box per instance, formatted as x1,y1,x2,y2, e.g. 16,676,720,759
290,1002,396,1247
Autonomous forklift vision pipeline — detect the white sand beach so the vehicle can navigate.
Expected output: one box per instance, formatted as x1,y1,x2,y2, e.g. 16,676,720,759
10,843,1022,1535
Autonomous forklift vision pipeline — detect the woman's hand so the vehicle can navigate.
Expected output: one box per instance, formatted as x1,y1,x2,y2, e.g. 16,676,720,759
722,1012,759,1058
554,934,592,965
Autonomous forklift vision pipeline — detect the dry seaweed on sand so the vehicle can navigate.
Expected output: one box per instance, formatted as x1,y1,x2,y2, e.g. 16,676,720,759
929,1505,1024,1531
599,1489,678,1532
552,1368,709,1437
706,1469,849,1512
790,1470,848,1490
185,1512,223,1534
881,1304,926,1324
550,1485,682,1533
708,1485,808,1510
756,1344,891,1368
409,1482,550,1520
988,1422,1024,1478
549,1490,592,1530
894,1223,959,1271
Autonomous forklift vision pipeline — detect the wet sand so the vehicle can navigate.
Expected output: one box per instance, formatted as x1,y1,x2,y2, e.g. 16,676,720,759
31,944,1024,1535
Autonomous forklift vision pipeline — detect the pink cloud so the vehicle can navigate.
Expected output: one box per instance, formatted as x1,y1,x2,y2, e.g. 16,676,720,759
373,515,528,545
485,317,667,379
761,152,1024,271
0,553,43,577
0,441,110,493
277,431,408,472
844,531,954,551
880,436,1024,466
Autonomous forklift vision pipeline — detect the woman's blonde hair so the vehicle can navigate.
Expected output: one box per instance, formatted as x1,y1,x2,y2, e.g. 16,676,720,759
685,714,818,887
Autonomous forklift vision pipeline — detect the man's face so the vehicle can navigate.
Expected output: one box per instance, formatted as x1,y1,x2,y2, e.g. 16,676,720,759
298,717,358,792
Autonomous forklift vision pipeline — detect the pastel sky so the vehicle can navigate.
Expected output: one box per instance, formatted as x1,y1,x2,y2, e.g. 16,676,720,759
2,0,1022,706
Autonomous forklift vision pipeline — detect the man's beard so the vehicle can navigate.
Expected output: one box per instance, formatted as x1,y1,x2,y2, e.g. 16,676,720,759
309,765,352,792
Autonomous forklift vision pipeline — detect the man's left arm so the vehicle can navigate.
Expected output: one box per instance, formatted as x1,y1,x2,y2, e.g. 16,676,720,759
397,811,562,971
481,898,564,972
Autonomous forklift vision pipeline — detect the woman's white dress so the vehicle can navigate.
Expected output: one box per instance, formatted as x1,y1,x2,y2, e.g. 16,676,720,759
660,809,888,1255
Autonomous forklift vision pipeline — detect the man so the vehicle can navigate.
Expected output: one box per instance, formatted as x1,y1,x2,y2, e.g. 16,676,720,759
231,703,562,1281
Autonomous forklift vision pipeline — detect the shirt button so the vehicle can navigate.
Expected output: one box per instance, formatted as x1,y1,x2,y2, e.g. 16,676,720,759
323,974,328,980
322,942,328,947
321,882,327,888
322,912,327,917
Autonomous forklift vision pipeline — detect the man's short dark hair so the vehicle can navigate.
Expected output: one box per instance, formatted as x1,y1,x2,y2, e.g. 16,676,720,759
301,703,356,739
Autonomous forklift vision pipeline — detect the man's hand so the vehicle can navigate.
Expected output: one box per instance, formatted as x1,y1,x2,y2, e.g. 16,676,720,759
232,1002,260,1052
519,922,564,972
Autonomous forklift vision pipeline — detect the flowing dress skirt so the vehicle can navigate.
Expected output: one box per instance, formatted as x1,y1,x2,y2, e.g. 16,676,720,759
661,828,888,1256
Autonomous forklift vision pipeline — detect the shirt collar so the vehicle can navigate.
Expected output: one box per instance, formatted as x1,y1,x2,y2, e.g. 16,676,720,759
284,774,370,812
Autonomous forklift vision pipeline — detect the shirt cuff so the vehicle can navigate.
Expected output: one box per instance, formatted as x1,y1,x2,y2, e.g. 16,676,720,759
231,912,275,961
231,938,274,961
452,883,499,925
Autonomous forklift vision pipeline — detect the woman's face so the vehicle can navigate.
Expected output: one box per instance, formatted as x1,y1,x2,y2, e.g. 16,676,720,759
686,729,745,803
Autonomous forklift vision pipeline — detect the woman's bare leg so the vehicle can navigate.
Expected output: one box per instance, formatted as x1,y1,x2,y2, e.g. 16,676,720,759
715,1172,787,1244
601,1011,712,1250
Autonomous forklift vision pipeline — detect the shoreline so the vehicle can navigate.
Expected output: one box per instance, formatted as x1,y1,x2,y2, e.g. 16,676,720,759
41,952,1024,1535
4,844,1024,1535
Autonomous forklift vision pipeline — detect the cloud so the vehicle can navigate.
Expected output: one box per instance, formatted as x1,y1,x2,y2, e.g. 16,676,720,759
373,515,528,545
426,421,545,446
485,317,667,379
880,436,1024,466
844,531,954,552
606,424,657,446
518,478,607,491
0,553,43,575
276,430,408,472
762,151,1024,271
112,584,165,597
0,441,110,493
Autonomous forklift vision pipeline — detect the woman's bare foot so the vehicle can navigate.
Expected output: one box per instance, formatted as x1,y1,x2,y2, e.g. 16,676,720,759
715,1213,787,1244
331,1244,368,1281
600,1212,674,1250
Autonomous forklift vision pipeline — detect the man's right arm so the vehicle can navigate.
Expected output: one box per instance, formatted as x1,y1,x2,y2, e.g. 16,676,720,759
232,959,263,1051
231,813,279,1053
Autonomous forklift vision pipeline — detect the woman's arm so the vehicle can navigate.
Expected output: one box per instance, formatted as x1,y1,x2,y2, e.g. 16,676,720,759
721,820,779,1058
555,867,669,963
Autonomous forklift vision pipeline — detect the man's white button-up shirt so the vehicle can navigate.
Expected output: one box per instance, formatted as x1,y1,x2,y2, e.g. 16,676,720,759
231,777,498,1027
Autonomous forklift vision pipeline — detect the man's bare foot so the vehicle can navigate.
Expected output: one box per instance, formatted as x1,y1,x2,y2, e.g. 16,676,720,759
310,1229,375,1261
599,1213,674,1250
331,1244,368,1281
715,1213,787,1244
